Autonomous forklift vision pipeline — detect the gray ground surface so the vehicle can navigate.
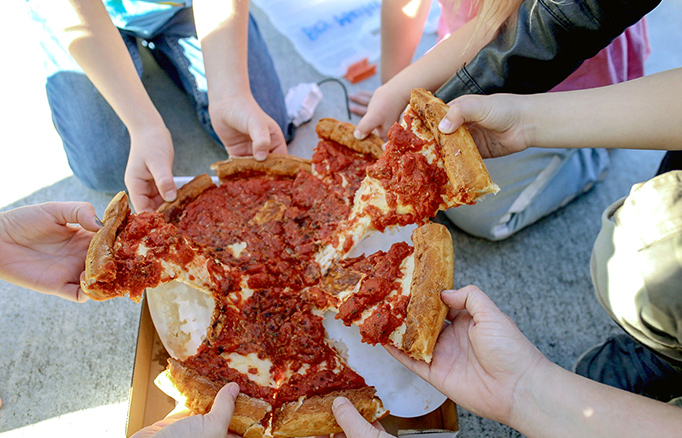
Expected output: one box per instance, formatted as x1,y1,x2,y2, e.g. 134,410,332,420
1,1,681,437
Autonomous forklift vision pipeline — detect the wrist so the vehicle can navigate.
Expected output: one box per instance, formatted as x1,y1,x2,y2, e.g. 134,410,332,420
506,355,557,432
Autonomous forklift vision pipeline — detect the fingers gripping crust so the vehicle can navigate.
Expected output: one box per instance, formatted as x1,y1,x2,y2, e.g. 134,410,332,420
271,387,387,437
409,88,500,201
316,118,384,159
402,223,454,362
81,192,130,300
164,358,271,438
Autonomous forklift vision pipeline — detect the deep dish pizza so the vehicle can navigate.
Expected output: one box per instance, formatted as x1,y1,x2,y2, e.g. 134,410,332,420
81,89,497,437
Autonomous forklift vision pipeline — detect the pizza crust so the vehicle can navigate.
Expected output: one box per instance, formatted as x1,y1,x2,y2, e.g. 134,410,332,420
409,88,500,203
81,191,129,300
211,155,312,180
271,387,387,437
316,118,384,159
163,358,272,438
158,174,216,223
401,223,453,363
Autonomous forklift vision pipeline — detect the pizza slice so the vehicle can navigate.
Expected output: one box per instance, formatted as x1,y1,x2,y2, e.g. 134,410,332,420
317,89,498,269
315,222,453,363
155,284,387,437
81,192,235,302
166,156,354,292
312,117,383,204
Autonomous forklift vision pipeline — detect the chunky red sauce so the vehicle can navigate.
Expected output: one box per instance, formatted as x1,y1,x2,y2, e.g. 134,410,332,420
335,242,413,339
173,173,349,290
312,140,377,203
182,286,365,406
365,122,448,230
97,212,202,301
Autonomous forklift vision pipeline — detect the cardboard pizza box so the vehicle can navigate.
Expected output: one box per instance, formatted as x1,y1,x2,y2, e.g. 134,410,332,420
126,298,459,437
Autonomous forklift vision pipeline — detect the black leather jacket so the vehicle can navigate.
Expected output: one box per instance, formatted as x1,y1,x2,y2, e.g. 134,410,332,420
435,0,661,101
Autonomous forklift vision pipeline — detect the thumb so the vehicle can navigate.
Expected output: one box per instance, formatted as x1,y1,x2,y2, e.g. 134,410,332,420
46,202,100,232
204,383,239,434
332,397,385,438
353,111,383,141
438,95,488,134
441,285,502,322
147,156,177,204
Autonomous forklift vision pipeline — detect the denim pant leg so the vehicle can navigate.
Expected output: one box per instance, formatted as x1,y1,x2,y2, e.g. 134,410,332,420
444,147,610,241
147,9,294,147
28,1,143,193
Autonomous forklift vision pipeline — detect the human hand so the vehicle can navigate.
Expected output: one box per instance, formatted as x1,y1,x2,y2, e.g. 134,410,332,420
0,202,101,302
131,383,241,438
348,90,373,117
209,95,288,161
387,285,549,426
353,83,411,141
324,397,393,438
437,94,532,159
125,125,177,212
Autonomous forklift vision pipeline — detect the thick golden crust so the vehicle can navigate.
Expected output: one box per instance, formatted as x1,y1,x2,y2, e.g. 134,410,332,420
409,88,499,202
164,358,271,437
157,174,216,223
211,155,312,181
271,387,387,437
316,118,384,159
81,192,130,300
402,223,454,363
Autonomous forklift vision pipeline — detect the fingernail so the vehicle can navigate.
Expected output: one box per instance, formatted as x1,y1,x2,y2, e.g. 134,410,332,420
333,397,349,409
228,383,240,397
164,190,177,202
94,216,104,228
254,151,267,161
438,118,453,133
353,129,364,140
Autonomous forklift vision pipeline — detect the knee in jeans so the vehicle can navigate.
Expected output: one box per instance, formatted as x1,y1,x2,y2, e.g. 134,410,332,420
443,208,511,241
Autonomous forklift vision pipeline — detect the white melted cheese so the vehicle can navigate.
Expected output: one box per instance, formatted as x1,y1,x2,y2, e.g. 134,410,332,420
221,351,275,388
137,242,149,257
227,241,247,258
347,253,415,328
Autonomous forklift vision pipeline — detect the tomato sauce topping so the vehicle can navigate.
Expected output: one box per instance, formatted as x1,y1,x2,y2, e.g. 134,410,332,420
173,172,349,290
365,122,449,230
96,212,204,301
182,285,364,406
312,140,377,203
335,242,413,328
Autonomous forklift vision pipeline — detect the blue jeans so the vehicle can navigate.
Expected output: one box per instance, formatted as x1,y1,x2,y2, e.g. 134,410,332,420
28,5,293,193
444,147,610,240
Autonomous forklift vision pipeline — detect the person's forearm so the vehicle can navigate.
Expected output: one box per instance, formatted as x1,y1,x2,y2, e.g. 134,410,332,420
380,0,432,83
58,0,164,132
194,0,250,104
510,360,682,437
523,68,682,151
386,16,498,96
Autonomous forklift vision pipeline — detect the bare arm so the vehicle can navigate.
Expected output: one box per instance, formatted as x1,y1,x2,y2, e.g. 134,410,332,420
440,67,682,158
56,0,176,212
194,0,287,160
356,10,506,139
332,285,682,437
511,360,682,438
380,0,433,83
59,0,163,132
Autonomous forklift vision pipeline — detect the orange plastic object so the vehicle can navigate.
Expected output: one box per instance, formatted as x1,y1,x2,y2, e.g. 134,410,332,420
344,58,377,83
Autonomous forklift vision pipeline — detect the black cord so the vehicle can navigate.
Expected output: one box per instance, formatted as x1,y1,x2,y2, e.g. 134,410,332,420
317,78,352,121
